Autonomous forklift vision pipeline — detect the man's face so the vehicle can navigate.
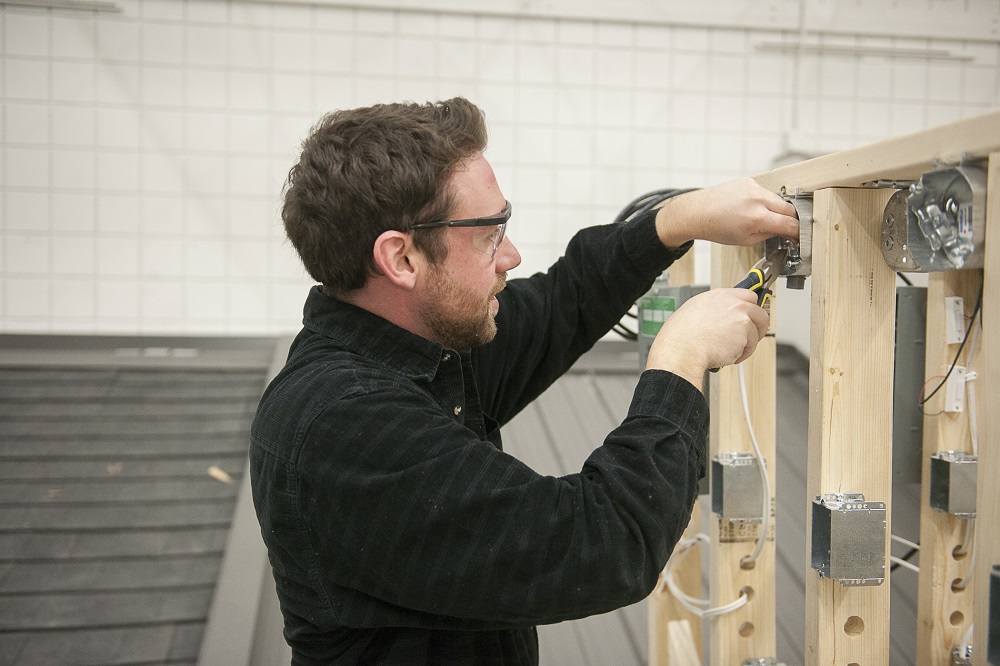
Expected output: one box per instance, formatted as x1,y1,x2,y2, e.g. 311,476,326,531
415,153,521,350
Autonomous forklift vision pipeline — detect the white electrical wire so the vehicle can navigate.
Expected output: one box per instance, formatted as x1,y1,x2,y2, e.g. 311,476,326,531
654,362,770,619
890,534,920,551
953,312,981,590
658,534,750,619
737,363,770,567
960,624,974,655
889,556,919,574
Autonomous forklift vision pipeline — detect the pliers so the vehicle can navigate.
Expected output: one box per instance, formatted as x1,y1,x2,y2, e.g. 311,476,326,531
733,248,787,307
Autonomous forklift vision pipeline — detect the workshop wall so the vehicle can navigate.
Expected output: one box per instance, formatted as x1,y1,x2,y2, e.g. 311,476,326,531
1,0,998,342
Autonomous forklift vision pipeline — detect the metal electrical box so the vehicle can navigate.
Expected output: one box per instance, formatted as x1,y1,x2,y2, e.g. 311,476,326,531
811,493,886,586
712,452,765,522
930,451,978,517
881,165,988,272
765,195,813,289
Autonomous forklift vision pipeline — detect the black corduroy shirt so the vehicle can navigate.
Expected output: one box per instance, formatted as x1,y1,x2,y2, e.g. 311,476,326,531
250,210,709,664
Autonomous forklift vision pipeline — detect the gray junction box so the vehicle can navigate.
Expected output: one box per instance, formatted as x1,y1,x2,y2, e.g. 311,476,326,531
811,493,887,586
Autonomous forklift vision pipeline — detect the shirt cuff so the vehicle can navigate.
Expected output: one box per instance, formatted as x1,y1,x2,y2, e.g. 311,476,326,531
621,208,694,277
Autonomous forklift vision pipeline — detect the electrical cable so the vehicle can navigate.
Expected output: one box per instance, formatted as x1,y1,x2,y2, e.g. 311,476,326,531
959,624,974,656
890,547,918,573
889,534,920,573
890,534,920,551
897,272,913,286
889,556,919,574
737,363,770,567
613,188,698,342
612,323,638,341
658,533,750,619
918,282,982,410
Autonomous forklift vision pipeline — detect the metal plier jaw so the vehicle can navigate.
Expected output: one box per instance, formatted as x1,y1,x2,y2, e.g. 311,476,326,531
734,248,788,306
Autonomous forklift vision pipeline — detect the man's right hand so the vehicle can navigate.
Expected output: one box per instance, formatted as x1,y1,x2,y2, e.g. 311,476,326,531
645,289,769,391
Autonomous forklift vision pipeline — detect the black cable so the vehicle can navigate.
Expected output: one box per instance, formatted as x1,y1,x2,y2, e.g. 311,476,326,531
613,188,698,224
918,281,984,410
612,323,638,341
613,188,698,340
897,273,913,286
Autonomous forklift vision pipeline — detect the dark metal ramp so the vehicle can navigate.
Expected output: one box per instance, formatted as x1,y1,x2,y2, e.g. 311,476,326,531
0,338,271,666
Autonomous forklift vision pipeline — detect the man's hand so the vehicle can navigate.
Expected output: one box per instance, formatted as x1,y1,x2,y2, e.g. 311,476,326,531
655,178,798,249
645,289,769,390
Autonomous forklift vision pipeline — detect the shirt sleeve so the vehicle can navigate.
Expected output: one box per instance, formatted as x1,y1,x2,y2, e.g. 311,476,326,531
473,209,692,426
296,368,708,630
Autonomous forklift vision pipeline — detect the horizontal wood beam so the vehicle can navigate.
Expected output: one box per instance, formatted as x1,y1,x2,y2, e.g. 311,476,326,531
754,110,1000,195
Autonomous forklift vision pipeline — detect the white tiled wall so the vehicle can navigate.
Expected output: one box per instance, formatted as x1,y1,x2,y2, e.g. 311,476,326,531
1,1,998,335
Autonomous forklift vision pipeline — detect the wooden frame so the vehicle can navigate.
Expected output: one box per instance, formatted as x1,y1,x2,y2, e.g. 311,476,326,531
707,243,779,665
650,110,1000,665
648,252,706,665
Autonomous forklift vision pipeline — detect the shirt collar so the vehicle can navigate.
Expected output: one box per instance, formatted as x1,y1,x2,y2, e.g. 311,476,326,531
300,285,448,382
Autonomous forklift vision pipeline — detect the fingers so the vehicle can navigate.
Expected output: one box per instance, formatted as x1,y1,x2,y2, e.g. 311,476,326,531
645,288,771,383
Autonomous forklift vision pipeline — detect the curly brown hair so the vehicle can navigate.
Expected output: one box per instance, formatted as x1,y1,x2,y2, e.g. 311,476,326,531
281,98,488,295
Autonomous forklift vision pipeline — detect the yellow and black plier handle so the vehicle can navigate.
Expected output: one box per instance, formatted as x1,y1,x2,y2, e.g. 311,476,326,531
734,249,787,307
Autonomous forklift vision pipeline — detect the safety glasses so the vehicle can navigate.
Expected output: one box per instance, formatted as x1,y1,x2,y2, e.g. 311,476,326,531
411,201,511,259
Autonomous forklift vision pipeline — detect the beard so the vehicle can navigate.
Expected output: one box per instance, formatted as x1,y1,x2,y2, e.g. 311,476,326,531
419,270,507,350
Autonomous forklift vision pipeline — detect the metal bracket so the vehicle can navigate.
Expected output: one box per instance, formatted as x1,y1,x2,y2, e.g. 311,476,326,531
765,194,813,289
930,451,978,517
811,493,886,586
712,452,764,522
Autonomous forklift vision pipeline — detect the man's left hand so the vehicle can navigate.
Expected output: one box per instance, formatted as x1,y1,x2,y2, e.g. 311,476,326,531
654,178,799,248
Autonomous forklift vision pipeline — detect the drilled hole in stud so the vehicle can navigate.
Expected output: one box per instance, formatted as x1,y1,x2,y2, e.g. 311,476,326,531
950,611,964,626
739,558,755,571
951,578,967,593
952,545,968,560
738,622,754,637
739,586,755,601
844,616,865,636
848,663,861,666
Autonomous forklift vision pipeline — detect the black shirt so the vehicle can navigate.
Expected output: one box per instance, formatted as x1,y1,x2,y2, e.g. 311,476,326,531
250,210,708,664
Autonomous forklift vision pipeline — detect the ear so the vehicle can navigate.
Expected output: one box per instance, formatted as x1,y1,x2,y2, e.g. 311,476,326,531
372,230,422,289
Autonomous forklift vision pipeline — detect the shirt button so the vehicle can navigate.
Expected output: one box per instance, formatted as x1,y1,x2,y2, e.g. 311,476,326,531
453,406,462,416
442,353,451,362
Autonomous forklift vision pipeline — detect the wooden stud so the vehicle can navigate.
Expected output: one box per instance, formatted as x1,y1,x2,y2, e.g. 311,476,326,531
805,188,896,666
648,250,704,666
667,620,702,666
708,243,777,665
971,152,1000,666
915,271,981,665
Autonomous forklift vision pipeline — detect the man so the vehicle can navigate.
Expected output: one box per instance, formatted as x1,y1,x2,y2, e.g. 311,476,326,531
251,97,798,664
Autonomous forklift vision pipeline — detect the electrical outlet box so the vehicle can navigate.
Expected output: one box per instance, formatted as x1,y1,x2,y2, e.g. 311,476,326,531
712,452,764,522
811,493,886,586
929,450,978,517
